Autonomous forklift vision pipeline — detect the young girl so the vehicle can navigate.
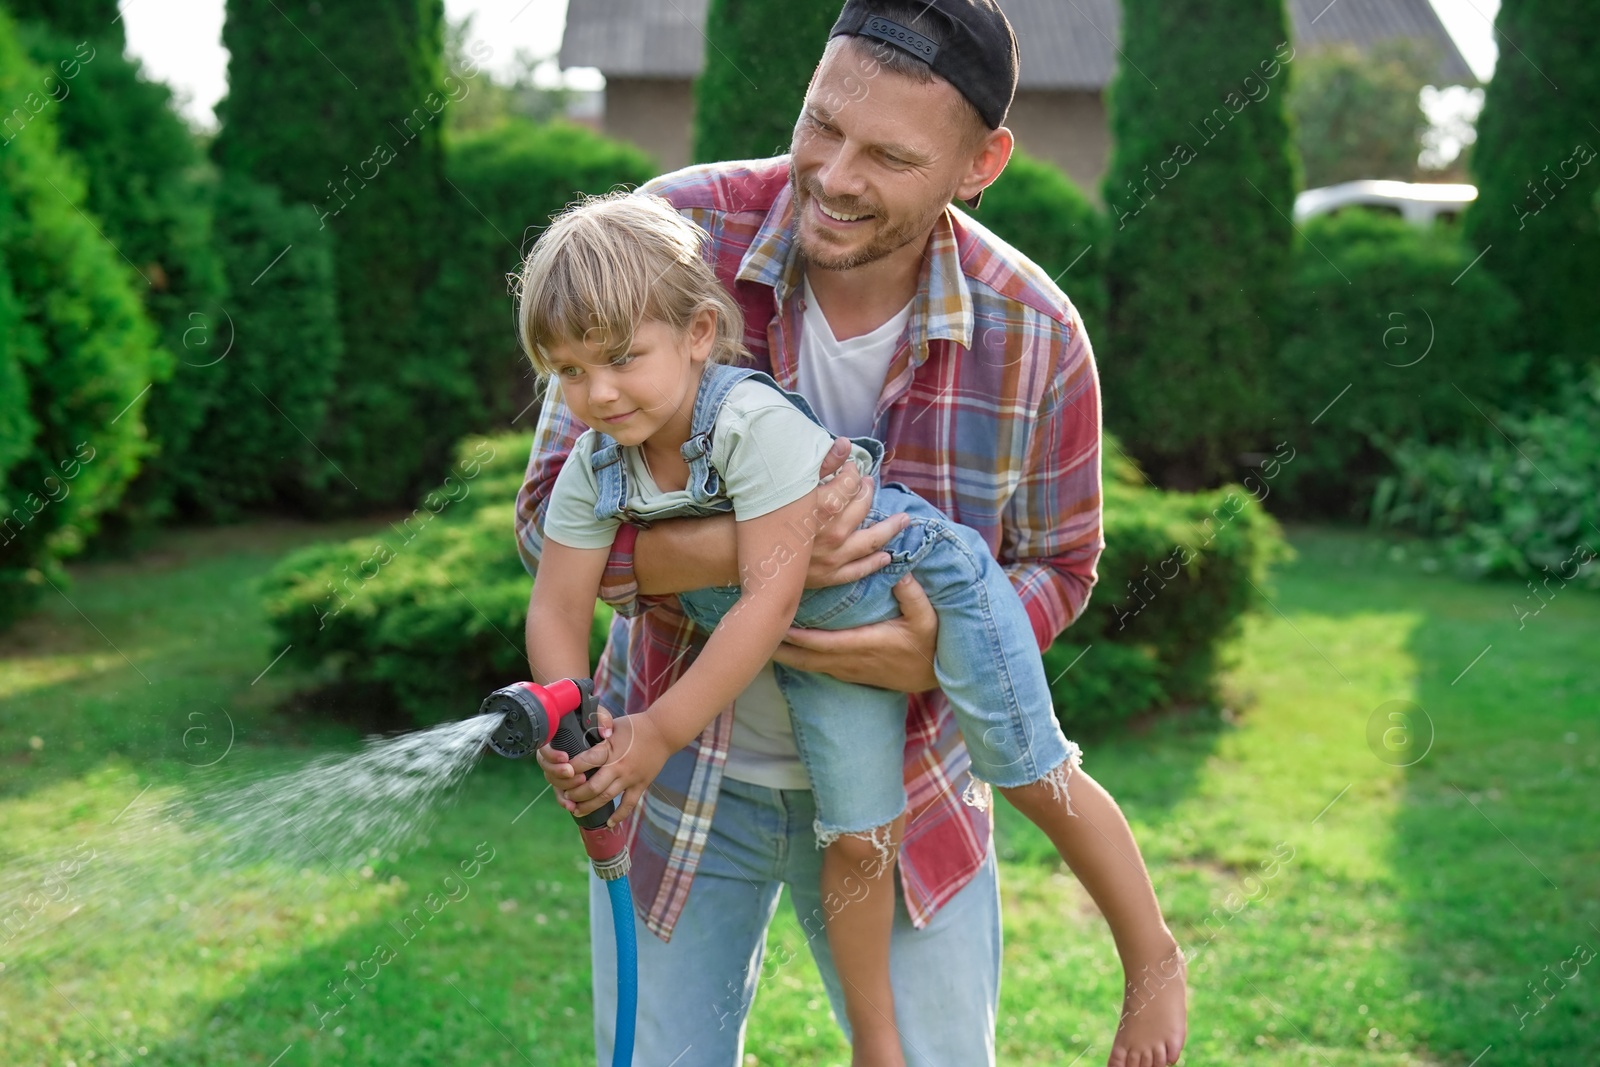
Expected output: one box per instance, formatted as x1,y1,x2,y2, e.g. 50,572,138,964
517,191,1187,1067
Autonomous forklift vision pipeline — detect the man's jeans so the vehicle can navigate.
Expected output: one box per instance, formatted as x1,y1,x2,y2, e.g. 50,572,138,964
589,776,1002,1067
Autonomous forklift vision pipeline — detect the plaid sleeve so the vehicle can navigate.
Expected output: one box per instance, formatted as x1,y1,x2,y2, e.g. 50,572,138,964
1000,309,1104,650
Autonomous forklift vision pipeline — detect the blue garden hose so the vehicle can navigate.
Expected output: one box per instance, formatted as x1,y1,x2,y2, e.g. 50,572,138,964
479,682,637,1065
607,872,638,1067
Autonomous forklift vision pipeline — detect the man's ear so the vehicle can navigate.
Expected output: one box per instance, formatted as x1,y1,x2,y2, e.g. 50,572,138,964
956,127,1015,205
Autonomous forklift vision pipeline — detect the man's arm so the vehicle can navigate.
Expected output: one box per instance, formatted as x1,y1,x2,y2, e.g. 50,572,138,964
997,317,1104,650
773,314,1104,687
632,439,908,595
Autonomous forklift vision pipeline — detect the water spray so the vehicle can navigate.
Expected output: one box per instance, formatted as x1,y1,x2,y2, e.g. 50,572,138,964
478,679,636,1066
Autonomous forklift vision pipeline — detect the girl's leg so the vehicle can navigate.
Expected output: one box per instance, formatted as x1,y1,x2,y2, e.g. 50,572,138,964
820,814,908,1067
999,772,1187,1067
893,501,1188,1065
772,660,910,1067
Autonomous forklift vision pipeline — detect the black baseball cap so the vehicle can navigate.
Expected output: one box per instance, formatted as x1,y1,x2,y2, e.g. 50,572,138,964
828,0,1019,209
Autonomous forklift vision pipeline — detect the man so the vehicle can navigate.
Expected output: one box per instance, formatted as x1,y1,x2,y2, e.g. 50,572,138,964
515,3,1177,1064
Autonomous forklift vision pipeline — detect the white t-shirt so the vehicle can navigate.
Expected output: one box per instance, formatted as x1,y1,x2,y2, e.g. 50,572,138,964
724,278,913,788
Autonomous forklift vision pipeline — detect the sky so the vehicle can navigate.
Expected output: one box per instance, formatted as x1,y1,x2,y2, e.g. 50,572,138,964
120,0,1502,133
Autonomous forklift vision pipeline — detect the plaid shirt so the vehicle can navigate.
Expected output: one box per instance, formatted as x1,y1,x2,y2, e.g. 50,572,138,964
514,156,1103,941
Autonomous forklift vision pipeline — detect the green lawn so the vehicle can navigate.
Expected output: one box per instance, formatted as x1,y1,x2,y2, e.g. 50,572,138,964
0,522,1593,1065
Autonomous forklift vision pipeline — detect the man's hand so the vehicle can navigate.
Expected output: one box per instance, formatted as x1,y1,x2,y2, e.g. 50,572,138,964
535,709,672,827
806,436,911,589
771,573,939,692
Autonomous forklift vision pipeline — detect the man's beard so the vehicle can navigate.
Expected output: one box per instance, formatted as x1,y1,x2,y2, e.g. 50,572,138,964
789,167,949,272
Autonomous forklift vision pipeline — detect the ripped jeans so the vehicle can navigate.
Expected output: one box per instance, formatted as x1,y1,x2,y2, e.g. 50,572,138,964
678,482,1081,845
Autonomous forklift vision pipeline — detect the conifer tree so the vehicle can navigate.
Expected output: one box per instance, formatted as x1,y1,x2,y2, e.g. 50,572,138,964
1463,0,1600,365
693,0,840,162
214,0,464,507
1102,0,1298,487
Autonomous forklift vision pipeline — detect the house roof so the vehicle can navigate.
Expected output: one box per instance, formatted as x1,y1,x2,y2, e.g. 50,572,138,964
559,0,1476,88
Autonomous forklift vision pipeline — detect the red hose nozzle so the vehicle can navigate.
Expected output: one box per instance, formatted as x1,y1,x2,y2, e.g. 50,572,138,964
479,680,587,759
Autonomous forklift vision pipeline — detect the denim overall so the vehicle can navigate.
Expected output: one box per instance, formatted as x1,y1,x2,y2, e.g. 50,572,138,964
590,363,1078,840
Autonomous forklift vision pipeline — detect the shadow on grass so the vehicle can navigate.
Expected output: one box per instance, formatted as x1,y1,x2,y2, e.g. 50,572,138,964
1275,529,1599,1065
0,519,434,806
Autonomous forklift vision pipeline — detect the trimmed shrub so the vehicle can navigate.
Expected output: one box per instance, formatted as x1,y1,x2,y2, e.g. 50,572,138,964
16,22,229,537
974,149,1107,337
1048,436,1291,730
1102,1,1298,489
263,432,1288,732
1463,0,1600,365
1270,210,1526,519
0,10,165,624
429,120,655,430
213,0,459,509
691,0,836,163
1369,367,1600,591
261,435,601,722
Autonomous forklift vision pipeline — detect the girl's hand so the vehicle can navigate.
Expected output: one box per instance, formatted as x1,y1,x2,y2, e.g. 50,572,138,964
553,709,675,827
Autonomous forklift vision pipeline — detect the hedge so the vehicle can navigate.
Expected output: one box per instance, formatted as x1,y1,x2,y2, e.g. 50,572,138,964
260,435,610,722
3,0,120,43
1046,437,1290,730
1102,0,1297,489
1270,211,1527,519
263,433,1286,731
175,175,344,518
0,10,166,625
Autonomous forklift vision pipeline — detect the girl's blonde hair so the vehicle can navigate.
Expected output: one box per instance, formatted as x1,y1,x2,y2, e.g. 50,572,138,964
514,191,748,376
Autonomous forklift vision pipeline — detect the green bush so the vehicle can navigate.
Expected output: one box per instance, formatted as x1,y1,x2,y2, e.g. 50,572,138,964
975,149,1107,337
1463,0,1600,365
1048,437,1291,730
1102,1,1298,488
1270,211,1526,519
261,435,612,723
0,10,166,625
264,430,1288,732
1369,367,1600,590
16,22,228,537
691,0,836,163
429,120,655,429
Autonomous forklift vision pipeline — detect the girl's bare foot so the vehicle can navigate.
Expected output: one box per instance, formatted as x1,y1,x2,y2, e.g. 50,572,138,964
1107,941,1188,1067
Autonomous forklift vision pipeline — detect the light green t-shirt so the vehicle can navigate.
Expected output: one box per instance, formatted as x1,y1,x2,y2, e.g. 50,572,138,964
544,379,874,550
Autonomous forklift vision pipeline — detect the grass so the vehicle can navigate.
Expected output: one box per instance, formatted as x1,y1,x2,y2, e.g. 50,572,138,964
0,521,1594,1065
